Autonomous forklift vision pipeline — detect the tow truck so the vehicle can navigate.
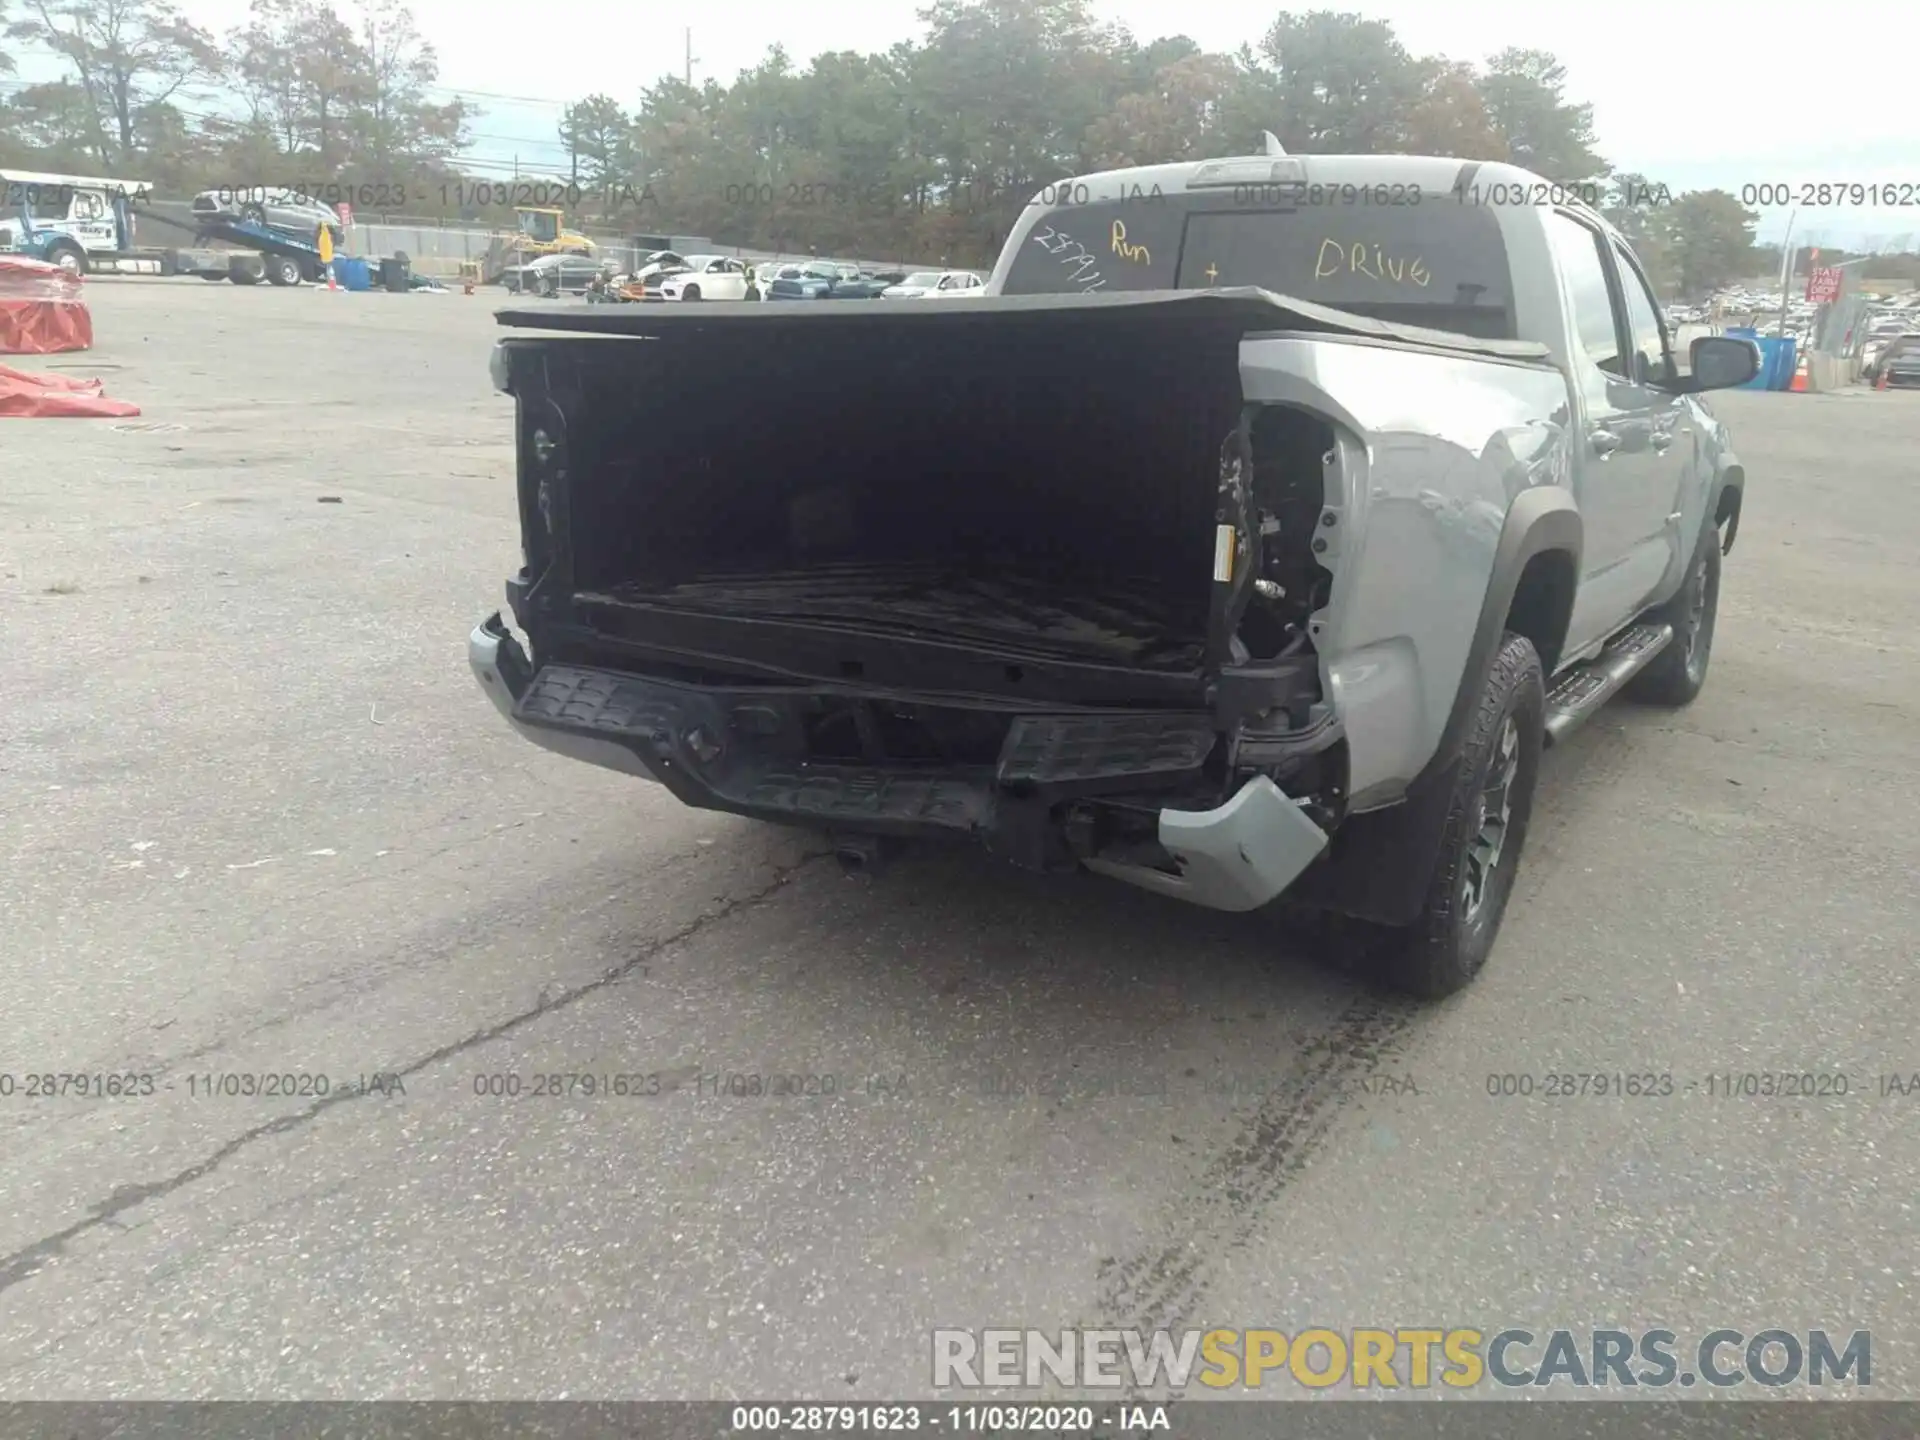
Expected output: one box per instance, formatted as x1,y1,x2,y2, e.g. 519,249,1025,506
1,169,336,284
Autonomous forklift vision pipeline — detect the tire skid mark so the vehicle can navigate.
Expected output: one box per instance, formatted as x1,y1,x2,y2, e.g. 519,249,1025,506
1089,994,1416,1362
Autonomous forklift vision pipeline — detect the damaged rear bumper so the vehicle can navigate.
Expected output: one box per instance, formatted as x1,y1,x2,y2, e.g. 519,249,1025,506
469,614,1328,912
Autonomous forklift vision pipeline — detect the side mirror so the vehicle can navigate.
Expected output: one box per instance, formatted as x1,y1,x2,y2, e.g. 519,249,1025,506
1675,335,1761,393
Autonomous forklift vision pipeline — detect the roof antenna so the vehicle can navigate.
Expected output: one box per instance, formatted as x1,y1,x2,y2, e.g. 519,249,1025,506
1263,131,1288,157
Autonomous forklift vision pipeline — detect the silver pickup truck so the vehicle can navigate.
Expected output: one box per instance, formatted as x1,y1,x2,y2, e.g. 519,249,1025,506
470,147,1756,998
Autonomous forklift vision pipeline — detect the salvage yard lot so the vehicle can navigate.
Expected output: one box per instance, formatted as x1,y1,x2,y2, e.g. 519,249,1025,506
3,278,1918,1397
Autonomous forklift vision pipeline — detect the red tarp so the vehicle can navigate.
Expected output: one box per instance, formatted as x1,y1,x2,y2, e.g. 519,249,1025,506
0,361,141,417
0,257,139,415
0,254,94,356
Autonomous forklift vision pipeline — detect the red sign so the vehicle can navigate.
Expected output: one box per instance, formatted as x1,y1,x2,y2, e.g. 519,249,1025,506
337,201,354,228
1805,266,1842,304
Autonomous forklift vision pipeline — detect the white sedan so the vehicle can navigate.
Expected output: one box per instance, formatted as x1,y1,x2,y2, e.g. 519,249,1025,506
882,269,985,298
655,255,753,301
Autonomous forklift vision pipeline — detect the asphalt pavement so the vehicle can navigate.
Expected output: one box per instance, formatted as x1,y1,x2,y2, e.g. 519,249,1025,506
2,280,1917,1401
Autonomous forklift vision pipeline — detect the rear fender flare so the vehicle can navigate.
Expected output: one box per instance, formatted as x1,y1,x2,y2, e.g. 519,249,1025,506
1289,487,1579,926
1432,487,1581,776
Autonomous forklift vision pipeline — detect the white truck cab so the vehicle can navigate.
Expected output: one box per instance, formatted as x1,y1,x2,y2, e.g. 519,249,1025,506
0,170,153,273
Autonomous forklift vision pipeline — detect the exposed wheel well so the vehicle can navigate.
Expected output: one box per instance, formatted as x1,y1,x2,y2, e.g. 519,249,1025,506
1505,549,1578,676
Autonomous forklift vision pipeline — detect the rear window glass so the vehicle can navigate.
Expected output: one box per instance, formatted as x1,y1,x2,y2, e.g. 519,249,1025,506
1002,196,1515,338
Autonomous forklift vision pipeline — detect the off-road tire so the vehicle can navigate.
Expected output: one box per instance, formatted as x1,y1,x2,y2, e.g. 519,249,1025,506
1627,524,1721,707
1375,631,1545,999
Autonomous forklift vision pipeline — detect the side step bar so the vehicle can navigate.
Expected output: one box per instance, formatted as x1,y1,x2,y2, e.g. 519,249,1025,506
1543,622,1674,745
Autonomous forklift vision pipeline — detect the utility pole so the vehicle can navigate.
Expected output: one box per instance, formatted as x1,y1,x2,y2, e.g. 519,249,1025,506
685,28,696,86
1775,205,1799,340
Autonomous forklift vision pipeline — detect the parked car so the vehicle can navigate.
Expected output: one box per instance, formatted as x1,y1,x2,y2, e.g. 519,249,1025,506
748,261,807,299
1867,334,1920,386
638,264,691,300
655,255,753,301
766,261,892,299
587,254,692,302
473,148,1756,1000
883,269,986,298
503,252,607,296
191,186,343,243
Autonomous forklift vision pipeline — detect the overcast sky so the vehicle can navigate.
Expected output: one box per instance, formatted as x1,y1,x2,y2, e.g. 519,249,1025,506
10,0,1918,245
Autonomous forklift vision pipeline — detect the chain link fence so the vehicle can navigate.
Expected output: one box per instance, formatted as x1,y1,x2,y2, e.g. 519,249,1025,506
345,221,927,280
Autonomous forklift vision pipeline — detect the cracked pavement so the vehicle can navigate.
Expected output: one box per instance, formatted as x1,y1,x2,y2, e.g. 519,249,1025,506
1,282,1916,1400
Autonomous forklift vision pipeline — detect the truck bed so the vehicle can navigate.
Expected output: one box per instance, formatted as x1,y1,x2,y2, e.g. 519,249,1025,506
492,283,1562,706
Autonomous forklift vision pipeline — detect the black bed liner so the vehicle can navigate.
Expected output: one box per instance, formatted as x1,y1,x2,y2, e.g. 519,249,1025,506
579,561,1206,670
493,285,1553,365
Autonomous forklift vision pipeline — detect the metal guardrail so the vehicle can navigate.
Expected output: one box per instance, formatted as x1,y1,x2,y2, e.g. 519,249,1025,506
337,221,930,280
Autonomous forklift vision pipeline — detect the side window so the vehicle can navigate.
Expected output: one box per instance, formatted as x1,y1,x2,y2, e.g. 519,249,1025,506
1543,211,1624,376
1613,242,1671,385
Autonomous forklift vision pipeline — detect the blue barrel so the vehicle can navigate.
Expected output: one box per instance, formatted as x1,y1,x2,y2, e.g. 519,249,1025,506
333,256,373,291
1769,336,1798,390
1737,335,1783,390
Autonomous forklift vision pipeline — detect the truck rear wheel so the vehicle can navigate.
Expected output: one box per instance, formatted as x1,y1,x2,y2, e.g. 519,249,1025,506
1375,631,1544,999
264,255,302,286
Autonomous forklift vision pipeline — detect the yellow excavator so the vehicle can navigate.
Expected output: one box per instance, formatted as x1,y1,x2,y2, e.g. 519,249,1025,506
480,206,595,285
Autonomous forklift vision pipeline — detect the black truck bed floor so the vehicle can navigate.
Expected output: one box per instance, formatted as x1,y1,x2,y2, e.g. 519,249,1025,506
578,561,1207,669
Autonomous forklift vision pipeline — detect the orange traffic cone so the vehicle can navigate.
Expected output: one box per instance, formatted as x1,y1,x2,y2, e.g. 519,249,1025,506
1788,355,1808,392
1877,366,1891,391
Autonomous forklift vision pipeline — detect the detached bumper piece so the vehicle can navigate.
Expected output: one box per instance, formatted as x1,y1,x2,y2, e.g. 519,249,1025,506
469,614,1328,911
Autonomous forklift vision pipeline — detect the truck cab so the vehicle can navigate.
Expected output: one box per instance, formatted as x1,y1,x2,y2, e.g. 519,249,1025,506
0,171,151,274
989,151,1749,670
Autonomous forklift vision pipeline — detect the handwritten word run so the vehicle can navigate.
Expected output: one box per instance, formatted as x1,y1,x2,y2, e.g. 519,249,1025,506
1110,220,1151,265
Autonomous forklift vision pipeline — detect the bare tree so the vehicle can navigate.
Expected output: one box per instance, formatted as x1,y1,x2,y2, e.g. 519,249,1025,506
353,0,464,166
13,0,221,165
